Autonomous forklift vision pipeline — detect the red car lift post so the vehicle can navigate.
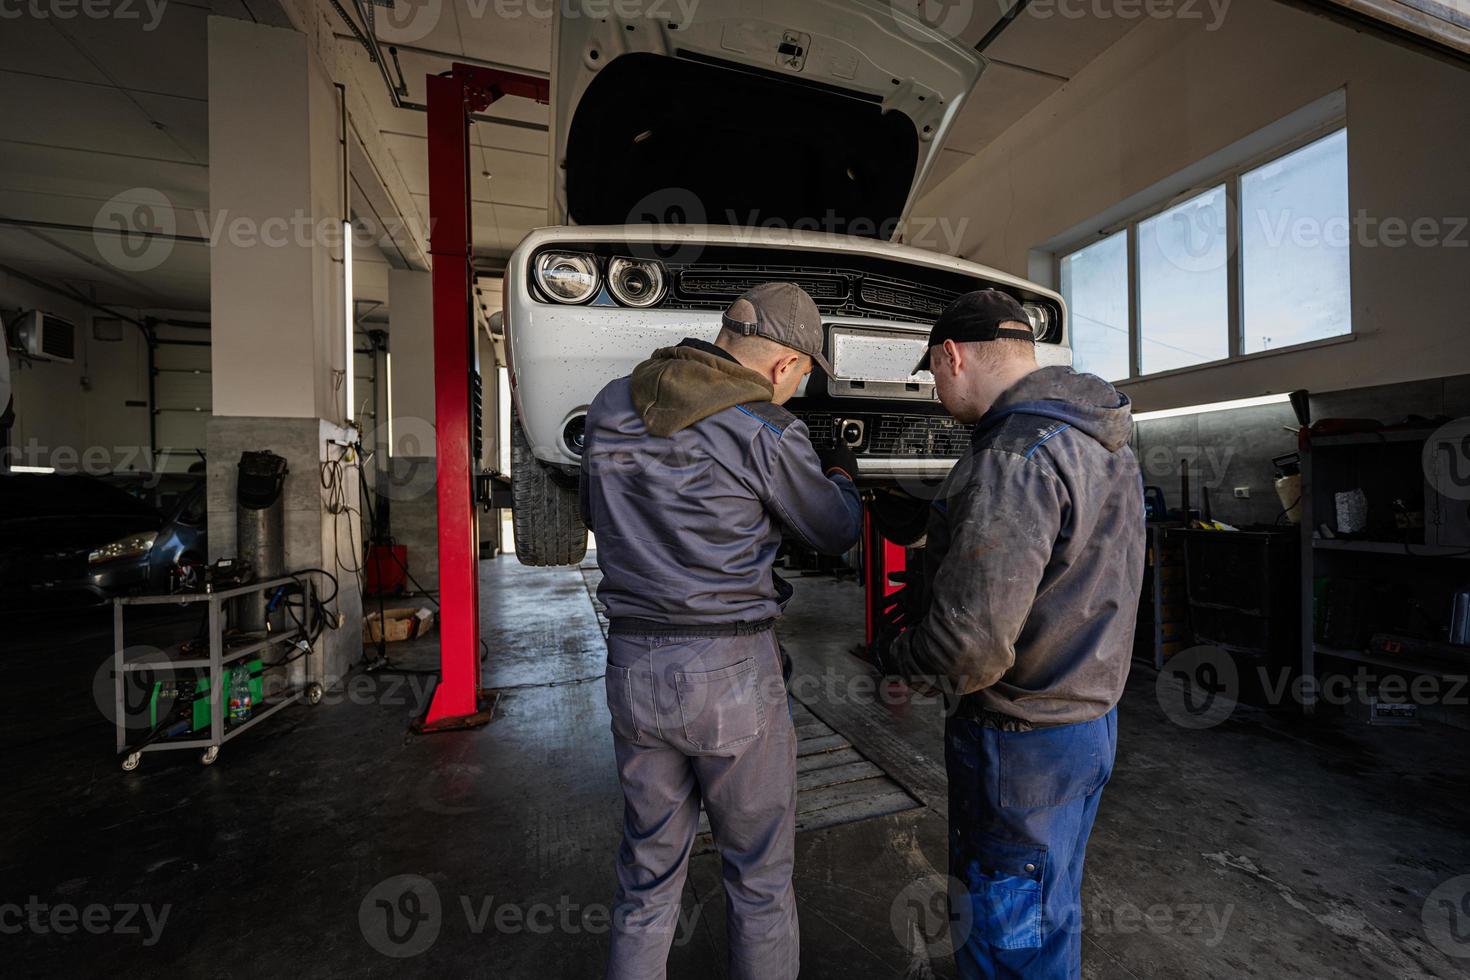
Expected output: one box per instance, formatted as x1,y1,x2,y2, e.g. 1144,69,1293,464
420,65,550,731
863,507,909,647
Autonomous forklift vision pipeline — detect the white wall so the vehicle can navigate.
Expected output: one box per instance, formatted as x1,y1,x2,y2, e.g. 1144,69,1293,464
387,267,435,456
917,0,1470,411
2,272,152,473
207,16,347,423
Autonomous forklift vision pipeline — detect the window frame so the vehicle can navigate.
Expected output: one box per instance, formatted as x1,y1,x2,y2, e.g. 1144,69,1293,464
1055,119,1352,385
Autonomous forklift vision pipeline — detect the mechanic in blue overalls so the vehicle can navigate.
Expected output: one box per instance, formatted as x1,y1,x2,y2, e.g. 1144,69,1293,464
863,289,1145,980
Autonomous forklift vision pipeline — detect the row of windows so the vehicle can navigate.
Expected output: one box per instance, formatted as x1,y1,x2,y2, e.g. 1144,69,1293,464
1060,128,1351,382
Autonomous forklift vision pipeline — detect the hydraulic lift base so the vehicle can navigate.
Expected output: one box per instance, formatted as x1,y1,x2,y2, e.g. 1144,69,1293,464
412,689,503,734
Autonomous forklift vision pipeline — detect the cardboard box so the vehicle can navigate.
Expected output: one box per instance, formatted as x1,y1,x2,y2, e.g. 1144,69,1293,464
363,607,435,644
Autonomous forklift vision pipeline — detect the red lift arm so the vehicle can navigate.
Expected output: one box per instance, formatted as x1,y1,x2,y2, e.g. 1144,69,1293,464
421,65,550,730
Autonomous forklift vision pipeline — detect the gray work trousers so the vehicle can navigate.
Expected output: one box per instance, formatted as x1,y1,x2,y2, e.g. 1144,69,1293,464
603,628,799,980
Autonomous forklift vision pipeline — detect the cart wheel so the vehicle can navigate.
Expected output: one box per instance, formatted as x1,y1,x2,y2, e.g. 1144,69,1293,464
200,746,219,766
121,752,141,772
306,682,324,706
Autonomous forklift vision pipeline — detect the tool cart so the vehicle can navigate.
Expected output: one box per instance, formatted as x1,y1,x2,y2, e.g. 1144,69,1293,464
113,573,327,769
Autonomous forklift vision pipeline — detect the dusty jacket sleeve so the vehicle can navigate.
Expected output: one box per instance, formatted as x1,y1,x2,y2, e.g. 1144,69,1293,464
887,449,1065,695
751,420,863,556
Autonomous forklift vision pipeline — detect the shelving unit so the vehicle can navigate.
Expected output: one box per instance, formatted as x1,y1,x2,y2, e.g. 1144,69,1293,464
1298,427,1470,714
1312,642,1462,680
1138,523,1189,668
1313,538,1469,558
113,574,326,769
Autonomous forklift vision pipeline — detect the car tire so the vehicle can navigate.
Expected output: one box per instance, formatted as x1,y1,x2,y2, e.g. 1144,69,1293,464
510,405,588,567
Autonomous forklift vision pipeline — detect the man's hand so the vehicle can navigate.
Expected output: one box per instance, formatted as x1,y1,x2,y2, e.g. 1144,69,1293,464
880,570,923,632
817,443,859,482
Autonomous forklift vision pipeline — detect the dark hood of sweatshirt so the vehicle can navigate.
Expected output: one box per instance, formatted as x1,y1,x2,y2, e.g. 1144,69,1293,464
629,343,774,437
981,365,1133,452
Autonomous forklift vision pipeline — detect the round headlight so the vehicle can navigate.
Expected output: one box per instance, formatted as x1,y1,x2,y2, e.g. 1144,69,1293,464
1022,303,1054,342
535,251,599,304
607,257,666,308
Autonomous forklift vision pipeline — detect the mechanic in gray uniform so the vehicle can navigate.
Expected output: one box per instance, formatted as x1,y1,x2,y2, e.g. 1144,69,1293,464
581,282,862,980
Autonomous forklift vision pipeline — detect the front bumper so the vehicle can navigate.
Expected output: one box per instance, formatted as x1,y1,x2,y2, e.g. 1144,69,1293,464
504,302,967,477
2,559,150,608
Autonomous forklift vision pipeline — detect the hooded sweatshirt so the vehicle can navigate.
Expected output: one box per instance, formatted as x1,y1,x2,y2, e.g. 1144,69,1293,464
580,339,862,628
887,365,1145,726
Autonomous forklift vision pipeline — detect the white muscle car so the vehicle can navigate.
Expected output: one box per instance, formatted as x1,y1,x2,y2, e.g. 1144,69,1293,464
504,0,1070,565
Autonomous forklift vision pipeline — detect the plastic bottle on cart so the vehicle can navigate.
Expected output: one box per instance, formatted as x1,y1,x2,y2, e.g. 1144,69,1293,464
228,663,253,724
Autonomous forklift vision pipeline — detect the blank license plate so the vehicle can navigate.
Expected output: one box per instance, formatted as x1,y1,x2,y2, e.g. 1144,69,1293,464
830,329,933,383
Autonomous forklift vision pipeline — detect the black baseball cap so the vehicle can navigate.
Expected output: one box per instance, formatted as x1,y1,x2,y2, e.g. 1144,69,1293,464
913,289,1034,373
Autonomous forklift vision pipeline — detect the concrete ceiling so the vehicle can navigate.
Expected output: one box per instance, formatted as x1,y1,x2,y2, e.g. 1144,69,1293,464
0,0,245,314
0,0,1142,318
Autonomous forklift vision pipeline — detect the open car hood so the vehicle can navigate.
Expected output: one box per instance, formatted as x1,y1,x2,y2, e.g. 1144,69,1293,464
550,0,983,242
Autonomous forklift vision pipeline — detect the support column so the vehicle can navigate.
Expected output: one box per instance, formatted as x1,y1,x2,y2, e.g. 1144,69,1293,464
204,16,362,687
386,268,438,590
419,63,548,730
421,70,482,726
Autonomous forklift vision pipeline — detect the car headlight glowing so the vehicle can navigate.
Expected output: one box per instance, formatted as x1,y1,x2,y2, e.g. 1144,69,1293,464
88,532,157,565
534,251,599,304
606,257,666,308
1022,303,1054,342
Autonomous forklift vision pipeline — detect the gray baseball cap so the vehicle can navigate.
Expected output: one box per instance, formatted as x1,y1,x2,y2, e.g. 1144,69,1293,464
722,282,832,375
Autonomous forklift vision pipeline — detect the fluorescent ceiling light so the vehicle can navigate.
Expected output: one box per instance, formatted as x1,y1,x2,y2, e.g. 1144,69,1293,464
344,221,355,424
1134,393,1290,422
10,465,57,474
386,350,394,456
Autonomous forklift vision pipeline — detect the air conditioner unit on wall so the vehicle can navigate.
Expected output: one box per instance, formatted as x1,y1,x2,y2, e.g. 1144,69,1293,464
12,310,77,363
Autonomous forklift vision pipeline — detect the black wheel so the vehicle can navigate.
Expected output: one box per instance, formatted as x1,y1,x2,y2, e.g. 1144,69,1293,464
510,405,588,567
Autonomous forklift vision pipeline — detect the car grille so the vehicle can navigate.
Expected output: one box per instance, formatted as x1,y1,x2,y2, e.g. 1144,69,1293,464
793,411,973,458
665,263,964,325
676,271,850,304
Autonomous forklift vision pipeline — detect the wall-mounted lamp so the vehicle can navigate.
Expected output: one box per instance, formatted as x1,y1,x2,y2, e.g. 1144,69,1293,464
1133,393,1291,423
343,221,354,425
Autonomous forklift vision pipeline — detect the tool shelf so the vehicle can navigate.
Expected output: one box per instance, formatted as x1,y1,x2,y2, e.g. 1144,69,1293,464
112,574,326,770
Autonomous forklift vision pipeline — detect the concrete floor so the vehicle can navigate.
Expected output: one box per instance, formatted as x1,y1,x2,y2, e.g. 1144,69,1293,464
5,555,1470,978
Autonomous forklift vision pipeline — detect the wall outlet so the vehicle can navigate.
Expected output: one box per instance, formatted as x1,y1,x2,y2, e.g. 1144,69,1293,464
1234,487,1251,499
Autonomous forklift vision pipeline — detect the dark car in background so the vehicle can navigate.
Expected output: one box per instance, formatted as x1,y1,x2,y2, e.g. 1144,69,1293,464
0,473,207,608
